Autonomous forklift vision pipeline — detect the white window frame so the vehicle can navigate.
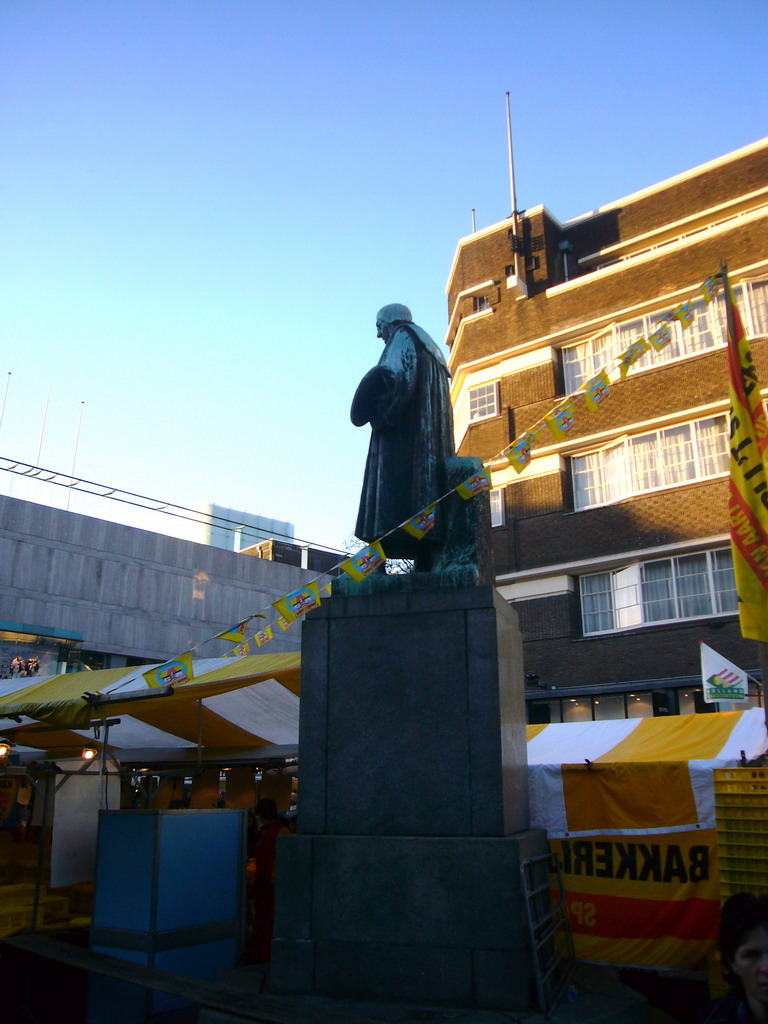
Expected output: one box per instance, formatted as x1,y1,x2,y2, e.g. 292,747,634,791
490,488,505,528
579,547,737,635
562,280,767,393
572,414,729,511
468,381,499,423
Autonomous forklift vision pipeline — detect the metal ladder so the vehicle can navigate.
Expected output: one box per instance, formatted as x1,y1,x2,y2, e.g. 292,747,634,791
520,853,575,1017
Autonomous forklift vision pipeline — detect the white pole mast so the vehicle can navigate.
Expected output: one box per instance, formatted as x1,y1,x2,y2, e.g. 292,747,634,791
36,389,50,465
506,91,521,282
0,372,10,430
67,401,85,511
505,92,528,298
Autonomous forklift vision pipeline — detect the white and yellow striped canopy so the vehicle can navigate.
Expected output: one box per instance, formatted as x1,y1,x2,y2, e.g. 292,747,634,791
0,653,300,758
526,709,768,836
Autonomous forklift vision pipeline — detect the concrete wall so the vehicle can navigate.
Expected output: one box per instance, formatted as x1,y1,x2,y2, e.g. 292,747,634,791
0,493,327,663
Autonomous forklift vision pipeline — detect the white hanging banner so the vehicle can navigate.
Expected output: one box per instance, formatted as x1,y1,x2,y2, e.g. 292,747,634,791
700,642,749,704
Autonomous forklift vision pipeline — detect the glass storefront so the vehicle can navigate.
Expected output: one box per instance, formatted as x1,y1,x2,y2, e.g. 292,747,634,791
0,627,82,679
527,682,762,723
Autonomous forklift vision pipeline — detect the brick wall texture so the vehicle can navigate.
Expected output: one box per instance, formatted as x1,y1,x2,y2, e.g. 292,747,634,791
446,141,768,695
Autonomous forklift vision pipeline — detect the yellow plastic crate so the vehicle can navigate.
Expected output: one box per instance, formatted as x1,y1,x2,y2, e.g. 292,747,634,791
714,769,768,826
0,883,37,902
53,882,93,916
720,835,768,860
714,768,768,791
707,951,730,1000
0,904,32,937
26,895,70,924
714,769,768,896
716,818,768,835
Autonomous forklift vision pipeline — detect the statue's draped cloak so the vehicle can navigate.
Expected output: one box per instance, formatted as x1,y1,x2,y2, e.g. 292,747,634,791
353,323,455,558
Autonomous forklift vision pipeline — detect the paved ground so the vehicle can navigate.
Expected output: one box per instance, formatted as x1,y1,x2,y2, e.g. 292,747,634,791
194,962,652,1024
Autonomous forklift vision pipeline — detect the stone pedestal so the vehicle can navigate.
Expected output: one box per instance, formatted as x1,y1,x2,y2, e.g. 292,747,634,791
270,585,545,1010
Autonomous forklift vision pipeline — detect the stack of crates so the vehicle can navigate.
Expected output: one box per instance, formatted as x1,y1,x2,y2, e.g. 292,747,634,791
714,767,768,898
0,882,70,933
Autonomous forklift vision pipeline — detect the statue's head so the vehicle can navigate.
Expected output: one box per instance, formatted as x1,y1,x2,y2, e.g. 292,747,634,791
376,303,412,341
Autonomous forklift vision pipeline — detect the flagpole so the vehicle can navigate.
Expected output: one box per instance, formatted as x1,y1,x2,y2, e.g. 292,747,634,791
505,92,527,299
36,388,50,465
66,401,85,511
506,91,521,281
0,372,10,430
758,646,768,724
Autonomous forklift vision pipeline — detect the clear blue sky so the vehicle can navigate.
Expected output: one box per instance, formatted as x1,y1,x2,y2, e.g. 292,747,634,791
1,0,766,552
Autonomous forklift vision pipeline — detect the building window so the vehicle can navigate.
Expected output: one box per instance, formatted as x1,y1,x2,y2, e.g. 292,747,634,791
579,547,737,635
593,694,627,721
490,488,505,527
468,381,499,422
563,698,592,723
562,280,768,392
572,414,728,510
626,693,654,719
473,295,491,313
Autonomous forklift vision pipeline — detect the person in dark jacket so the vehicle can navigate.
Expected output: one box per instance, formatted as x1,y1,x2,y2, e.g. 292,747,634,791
696,893,768,1024
249,797,289,963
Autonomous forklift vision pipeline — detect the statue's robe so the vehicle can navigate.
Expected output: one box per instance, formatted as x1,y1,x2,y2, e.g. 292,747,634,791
352,322,455,559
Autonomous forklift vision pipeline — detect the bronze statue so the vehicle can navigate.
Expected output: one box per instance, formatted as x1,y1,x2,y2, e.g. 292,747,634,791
351,304,455,568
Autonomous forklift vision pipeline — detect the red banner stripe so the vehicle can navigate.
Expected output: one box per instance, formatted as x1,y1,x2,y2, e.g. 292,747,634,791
566,893,720,941
728,485,768,586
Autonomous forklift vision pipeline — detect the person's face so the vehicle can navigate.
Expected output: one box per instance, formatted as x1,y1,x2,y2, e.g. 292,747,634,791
376,319,392,343
730,923,768,1015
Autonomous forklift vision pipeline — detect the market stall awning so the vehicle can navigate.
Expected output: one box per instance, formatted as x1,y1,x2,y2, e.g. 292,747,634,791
0,653,300,757
524,708,768,970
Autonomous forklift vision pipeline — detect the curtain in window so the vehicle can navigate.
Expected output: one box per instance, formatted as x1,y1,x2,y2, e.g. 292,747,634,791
654,318,683,361
685,299,717,353
660,425,695,484
573,453,603,509
697,416,729,477
641,560,675,621
674,554,712,617
749,280,768,335
563,329,614,393
562,345,588,392
617,319,652,371
629,434,662,491
712,549,738,612
602,444,627,502
712,286,744,344
581,573,614,633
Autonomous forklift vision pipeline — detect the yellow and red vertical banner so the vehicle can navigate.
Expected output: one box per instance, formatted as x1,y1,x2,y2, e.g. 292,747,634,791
724,268,768,642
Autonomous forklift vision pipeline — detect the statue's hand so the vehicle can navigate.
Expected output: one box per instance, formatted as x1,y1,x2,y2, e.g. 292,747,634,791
351,366,395,428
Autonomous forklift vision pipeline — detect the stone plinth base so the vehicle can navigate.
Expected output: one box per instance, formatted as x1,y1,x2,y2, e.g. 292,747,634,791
298,586,529,838
270,830,548,1010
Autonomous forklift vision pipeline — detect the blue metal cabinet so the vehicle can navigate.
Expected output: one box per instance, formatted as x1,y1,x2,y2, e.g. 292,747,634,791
88,808,246,1021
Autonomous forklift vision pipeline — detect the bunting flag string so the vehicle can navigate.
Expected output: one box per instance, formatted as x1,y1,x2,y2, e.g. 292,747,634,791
455,468,492,500
151,270,732,679
340,540,387,582
499,269,726,475
214,615,264,644
254,627,273,647
143,651,195,688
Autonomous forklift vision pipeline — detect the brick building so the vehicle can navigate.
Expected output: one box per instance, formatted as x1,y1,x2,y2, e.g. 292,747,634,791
445,138,768,722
